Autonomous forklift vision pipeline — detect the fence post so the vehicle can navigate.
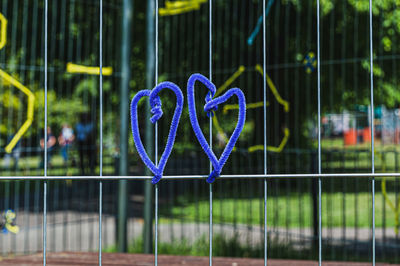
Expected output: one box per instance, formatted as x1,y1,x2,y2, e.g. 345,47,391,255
117,0,133,253
143,0,156,254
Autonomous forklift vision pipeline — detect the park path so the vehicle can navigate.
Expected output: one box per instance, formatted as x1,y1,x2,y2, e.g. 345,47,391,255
0,211,399,255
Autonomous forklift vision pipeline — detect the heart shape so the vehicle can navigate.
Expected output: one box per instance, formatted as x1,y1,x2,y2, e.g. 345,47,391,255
130,82,184,184
187,73,246,183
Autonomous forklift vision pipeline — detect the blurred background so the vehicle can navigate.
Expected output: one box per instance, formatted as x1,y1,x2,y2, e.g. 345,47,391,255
0,0,400,263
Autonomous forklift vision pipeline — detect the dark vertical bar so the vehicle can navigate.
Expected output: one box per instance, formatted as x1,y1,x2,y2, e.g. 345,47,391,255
99,0,104,262
143,0,155,254
311,153,318,252
353,8,360,260
49,0,58,250
117,0,133,253
262,0,268,265
316,0,322,264
20,0,29,252
368,0,376,264
396,151,399,263
43,0,49,264
340,1,347,260
154,0,159,264
209,1,213,266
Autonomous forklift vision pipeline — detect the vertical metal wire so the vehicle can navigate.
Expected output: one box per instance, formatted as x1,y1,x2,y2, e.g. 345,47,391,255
20,0,29,254
209,1,213,265
99,0,103,264
155,183,158,265
262,0,268,265
155,0,159,265
43,0,48,265
316,0,322,265
368,0,375,264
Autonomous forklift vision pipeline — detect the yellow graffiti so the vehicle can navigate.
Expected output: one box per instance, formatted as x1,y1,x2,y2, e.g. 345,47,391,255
0,13,7,50
5,223,19,234
255,64,290,112
66,62,113,76
381,178,400,234
215,65,289,113
0,70,35,153
0,13,35,153
215,66,245,97
379,151,400,235
223,101,268,114
159,0,207,16
213,65,290,153
4,210,19,234
248,128,290,153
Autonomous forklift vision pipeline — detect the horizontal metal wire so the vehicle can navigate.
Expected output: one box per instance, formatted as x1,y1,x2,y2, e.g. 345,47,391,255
2,173,400,180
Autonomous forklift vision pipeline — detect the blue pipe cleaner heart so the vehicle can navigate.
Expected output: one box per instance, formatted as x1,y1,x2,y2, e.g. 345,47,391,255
187,73,246,183
130,82,184,184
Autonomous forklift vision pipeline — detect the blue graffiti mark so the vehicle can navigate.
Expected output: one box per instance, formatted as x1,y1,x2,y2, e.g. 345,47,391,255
247,0,276,46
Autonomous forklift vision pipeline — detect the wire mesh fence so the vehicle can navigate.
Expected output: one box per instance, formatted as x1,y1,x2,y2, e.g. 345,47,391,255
1,0,400,265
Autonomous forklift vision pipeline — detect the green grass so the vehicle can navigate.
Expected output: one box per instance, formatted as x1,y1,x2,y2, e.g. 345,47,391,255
0,153,115,176
161,190,400,228
104,236,208,256
318,138,400,170
2,138,400,175
320,138,400,151
103,234,370,262
104,234,299,259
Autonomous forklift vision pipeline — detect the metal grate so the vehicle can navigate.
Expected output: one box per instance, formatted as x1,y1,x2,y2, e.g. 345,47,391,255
0,0,390,265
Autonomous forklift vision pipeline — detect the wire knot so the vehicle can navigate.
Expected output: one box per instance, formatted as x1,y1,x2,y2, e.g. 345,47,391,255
152,174,162,184
204,91,218,117
150,96,163,124
206,169,220,183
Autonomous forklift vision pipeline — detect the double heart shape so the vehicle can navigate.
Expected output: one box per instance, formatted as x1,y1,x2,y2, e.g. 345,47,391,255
130,73,246,184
